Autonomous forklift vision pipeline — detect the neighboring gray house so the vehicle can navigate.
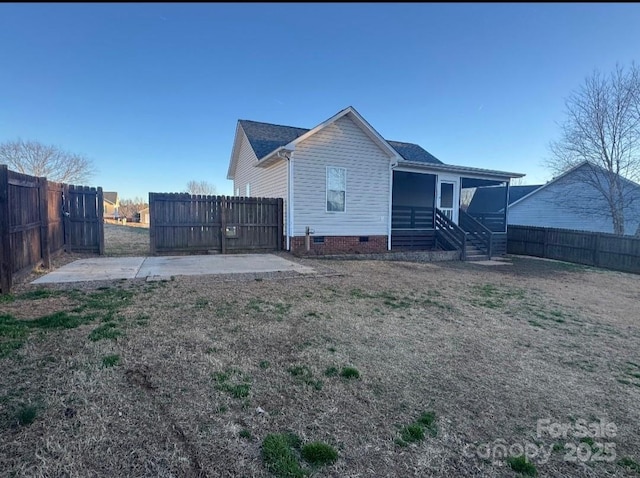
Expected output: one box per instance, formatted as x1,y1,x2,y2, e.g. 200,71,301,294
227,106,524,257
508,161,640,235
466,184,542,215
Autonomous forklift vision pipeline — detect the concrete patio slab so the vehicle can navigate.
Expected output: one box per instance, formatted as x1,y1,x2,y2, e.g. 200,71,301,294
31,254,315,284
32,257,146,284
470,259,512,266
136,254,315,279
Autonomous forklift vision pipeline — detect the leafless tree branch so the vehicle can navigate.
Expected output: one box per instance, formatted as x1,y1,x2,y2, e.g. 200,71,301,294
185,180,217,196
547,63,640,234
0,138,96,184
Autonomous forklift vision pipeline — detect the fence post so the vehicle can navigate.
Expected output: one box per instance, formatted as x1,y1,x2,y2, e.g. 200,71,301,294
542,228,549,258
38,177,51,269
0,165,11,294
593,233,600,267
277,198,284,250
220,196,227,254
488,232,493,259
149,193,156,255
97,187,105,255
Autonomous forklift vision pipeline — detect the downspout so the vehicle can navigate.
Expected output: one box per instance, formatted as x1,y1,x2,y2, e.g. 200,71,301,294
388,161,395,251
504,179,511,234
285,151,294,251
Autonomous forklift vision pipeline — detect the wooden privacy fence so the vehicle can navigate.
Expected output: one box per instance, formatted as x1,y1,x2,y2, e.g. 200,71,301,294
507,225,640,274
149,194,283,255
0,165,104,293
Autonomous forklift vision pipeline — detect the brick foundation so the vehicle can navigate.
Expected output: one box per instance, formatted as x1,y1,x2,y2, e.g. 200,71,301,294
290,235,388,255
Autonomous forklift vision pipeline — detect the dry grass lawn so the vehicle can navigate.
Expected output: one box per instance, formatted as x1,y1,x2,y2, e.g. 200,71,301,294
1,253,640,477
104,223,150,256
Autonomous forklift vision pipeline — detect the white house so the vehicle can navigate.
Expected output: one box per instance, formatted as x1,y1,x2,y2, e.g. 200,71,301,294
227,106,524,258
103,192,119,220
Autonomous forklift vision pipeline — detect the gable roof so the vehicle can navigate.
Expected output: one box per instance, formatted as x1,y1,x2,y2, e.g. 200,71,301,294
103,192,118,204
238,120,309,161
467,185,542,214
236,117,443,167
228,106,523,180
509,161,640,208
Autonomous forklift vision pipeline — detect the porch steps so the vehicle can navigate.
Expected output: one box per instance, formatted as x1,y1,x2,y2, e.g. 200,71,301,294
465,238,489,261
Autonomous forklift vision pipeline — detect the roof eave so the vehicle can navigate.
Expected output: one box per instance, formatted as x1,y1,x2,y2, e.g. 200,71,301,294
284,106,402,161
508,161,590,208
226,122,245,180
396,160,525,180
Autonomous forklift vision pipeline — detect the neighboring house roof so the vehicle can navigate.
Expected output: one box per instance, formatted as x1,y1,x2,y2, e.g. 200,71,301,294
509,161,640,208
103,192,118,205
467,185,542,213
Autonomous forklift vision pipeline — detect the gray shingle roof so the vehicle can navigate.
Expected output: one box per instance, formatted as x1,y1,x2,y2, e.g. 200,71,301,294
386,140,443,164
239,120,443,164
239,120,309,160
467,185,542,214
103,192,118,204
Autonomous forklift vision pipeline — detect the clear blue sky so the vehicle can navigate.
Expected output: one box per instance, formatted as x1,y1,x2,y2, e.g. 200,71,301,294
1,3,639,199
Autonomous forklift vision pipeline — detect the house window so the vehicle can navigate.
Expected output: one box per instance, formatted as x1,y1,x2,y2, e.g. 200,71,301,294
313,236,325,244
326,167,346,212
246,183,251,197
235,187,240,197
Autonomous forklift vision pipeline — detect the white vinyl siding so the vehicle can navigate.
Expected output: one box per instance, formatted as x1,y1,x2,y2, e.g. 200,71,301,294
232,128,288,223
292,115,390,236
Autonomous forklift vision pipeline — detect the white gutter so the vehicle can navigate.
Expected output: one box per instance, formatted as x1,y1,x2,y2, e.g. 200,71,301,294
396,160,525,181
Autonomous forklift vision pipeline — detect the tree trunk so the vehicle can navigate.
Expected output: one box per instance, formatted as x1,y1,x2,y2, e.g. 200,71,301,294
612,208,625,235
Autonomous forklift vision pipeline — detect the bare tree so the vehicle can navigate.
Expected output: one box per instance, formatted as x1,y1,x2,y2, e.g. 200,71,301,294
185,180,217,196
0,139,95,184
510,177,528,186
547,63,640,235
118,197,148,220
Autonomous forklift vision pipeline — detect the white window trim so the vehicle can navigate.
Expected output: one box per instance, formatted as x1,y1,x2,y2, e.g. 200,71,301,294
246,183,251,197
326,166,347,213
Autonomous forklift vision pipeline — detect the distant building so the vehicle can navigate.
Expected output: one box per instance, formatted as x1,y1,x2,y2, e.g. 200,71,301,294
103,192,119,220
137,207,150,225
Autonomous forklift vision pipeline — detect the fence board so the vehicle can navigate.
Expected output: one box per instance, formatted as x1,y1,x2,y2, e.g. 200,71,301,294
149,194,283,255
508,225,640,274
8,170,42,278
64,185,103,253
47,182,65,255
0,166,103,293
0,165,11,293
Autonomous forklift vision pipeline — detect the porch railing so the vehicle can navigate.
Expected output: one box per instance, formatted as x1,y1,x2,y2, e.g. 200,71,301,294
459,209,492,259
435,208,466,260
466,212,506,233
392,205,434,229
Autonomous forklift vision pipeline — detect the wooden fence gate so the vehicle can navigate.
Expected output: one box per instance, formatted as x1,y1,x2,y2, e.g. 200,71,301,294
149,194,283,255
0,165,104,293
